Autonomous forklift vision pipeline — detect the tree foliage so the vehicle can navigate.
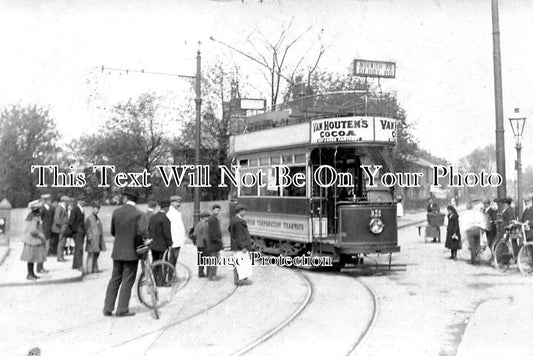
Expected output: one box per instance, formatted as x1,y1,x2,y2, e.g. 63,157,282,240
459,144,497,198
73,93,174,201
0,104,59,207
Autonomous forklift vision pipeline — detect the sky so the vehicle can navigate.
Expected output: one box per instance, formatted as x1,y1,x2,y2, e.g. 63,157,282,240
0,0,532,176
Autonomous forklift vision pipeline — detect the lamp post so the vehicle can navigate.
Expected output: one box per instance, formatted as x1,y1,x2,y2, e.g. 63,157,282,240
509,108,527,217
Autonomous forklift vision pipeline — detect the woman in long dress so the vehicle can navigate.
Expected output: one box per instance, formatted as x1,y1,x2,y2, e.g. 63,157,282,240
445,205,461,260
20,200,47,280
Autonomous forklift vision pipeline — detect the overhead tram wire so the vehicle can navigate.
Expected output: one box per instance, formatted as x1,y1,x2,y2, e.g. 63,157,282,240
99,65,195,80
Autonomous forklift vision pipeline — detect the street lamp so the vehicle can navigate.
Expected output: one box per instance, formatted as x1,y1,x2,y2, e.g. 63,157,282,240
509,108,527,217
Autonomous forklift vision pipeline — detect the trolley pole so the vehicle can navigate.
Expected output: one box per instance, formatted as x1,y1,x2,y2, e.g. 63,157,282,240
194,50,202,225
492,0,507,201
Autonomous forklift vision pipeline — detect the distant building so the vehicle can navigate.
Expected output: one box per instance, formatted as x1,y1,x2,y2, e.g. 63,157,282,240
396,157,451,210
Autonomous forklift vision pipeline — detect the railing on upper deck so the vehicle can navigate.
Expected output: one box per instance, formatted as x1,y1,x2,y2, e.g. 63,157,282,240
229,90,398,135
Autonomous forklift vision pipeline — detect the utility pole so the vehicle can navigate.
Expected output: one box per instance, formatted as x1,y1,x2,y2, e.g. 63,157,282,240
492,0,506,200
194,50,202,225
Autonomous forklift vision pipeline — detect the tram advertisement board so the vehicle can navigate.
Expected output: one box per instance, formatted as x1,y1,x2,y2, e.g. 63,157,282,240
310,116,396,144
353,59,396,78
245,213,310,242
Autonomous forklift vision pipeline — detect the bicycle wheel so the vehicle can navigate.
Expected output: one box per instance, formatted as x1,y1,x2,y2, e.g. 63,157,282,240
517,242,533,275
137,272,155,307
493,240,512,271
151,260,177,306
148,270,159,319
162,248,171,263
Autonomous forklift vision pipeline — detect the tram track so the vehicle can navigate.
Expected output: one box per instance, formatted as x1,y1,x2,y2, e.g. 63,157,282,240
95,271,240,355
1,262,192,355
343,220,422,356
228,267,314,356
343,277,379,356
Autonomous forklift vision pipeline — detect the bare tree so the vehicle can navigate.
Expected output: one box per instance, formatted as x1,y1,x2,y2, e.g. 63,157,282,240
211,19,328,108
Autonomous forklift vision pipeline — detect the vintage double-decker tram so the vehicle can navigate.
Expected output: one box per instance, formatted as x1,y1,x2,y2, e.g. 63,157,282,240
228,90,400,267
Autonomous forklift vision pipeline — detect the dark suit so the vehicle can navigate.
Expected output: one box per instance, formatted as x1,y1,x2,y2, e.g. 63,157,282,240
149,212,172,260
230,215,252,284
522,206,533,241
206,215,223,278
35,205,55,270
53,203,69,260
229,216,251,251
104,203,144,315
502,207,516,228
69,205,85,269
139,209,154,240
485,207,498,247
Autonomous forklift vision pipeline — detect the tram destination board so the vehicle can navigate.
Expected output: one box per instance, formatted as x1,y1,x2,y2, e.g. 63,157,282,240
354,59,396,78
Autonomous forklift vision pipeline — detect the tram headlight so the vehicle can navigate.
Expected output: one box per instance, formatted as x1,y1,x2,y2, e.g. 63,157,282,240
369,218,384,235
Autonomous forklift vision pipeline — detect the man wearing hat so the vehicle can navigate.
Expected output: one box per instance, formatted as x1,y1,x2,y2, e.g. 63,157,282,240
84,202,105,273
483,199,498,248
501,198,516,229
53,195,71,262
103,188,144,317
139,195,156,240
206,204,223,281
149,199,173,264
37,194,54,273
522,197,533,241
193,211,211,278
69,198,86,271
229,204,252,285
166,195,187,268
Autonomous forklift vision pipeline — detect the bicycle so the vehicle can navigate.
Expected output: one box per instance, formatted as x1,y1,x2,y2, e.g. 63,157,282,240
493,221,533,275
136,240,177,319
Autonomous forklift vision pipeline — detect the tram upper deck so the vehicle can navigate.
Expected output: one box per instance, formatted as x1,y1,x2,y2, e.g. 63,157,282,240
229,90,398,138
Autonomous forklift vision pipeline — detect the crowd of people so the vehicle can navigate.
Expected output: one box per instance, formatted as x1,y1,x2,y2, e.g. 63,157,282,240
20,188,254,317
21,194,104,280
428,196,533,261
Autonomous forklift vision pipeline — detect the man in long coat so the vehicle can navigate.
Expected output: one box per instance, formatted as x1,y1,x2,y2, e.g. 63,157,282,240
53,196,70,262
103,188,144,317
229,204,252,285
149,199,173,262
85,202,106,273
193,211,210,278
149,199,173,285
206,204,223,281
69,198,86,271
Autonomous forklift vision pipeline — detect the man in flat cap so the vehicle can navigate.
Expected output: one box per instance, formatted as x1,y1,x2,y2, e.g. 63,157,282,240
53,195,71,262
229,204,252,286
206,204,223,281
103,188,144,317
166,195,187,269
149,199,173,285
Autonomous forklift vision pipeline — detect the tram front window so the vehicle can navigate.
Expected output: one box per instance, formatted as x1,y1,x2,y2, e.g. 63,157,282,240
311,147,365,201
